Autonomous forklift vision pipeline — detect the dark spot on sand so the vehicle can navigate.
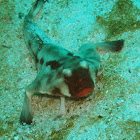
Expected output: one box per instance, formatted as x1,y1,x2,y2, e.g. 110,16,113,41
98,115,103,119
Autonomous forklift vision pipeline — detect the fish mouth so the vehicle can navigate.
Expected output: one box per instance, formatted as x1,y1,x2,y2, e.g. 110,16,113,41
64,68,94,98
72,78,94,98
74,87,93,98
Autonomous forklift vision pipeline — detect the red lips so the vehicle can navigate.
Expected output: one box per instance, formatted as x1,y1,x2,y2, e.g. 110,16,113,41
75,88,93,98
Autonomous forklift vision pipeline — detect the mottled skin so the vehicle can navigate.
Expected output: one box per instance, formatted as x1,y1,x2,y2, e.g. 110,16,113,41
20,0,124,125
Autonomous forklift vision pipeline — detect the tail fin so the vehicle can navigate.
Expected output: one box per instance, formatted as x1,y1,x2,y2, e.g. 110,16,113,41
27,0,48,19
95,40,124,52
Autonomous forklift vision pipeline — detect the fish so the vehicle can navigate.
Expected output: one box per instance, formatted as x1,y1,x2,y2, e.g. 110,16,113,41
20,0,124,125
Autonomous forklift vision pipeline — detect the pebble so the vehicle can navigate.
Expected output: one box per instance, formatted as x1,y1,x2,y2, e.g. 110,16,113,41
14,136,19,140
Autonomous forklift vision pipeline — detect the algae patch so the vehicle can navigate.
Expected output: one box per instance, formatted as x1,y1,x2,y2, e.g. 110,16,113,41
48,115,79,140
97,52,127,95
96,0,140,40
117,120,140,139
0,119,14,137
0,0,15,33
57,0,69,8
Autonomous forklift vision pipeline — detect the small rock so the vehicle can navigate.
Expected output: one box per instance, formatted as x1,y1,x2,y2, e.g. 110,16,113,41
14,136,19,140
106,90,109,93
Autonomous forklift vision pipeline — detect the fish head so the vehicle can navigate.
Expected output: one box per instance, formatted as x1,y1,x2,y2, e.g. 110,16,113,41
62,57,94,98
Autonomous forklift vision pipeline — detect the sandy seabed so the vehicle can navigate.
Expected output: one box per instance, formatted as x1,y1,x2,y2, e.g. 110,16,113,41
0,0,140,139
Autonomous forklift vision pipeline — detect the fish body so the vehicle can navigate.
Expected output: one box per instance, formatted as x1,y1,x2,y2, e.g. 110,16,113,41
20,0,124,124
